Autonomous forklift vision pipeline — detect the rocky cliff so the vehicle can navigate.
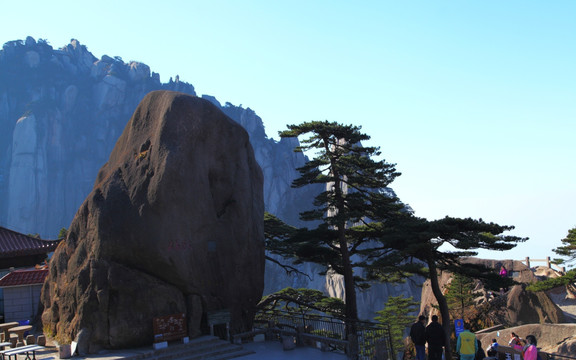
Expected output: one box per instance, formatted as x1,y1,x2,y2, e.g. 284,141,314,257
0,37,422,321
0,37,314,238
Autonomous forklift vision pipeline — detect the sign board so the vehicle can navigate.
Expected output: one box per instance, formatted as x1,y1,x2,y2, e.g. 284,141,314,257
153,313,187,342
207,309,231,326
454,319,464,338
70,341,78,356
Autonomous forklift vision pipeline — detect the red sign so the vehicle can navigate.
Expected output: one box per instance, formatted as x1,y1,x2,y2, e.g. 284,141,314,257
153,313,187,342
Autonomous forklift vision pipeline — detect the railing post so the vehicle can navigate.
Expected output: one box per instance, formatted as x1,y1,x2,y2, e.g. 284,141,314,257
296,325,304,345
374,339,388,360
347,333,358,360
265,320,275,341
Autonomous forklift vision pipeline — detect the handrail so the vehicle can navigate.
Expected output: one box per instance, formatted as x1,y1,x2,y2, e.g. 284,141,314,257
522,256,566,273
253,309,394,360
497,345,576,360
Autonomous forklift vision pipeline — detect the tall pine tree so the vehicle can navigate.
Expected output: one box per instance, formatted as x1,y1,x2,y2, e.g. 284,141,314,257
277,121,404,358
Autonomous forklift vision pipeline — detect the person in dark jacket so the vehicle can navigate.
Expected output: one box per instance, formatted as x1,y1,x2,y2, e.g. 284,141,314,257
475,339,486,360
410,315,427,360
425,315,445,360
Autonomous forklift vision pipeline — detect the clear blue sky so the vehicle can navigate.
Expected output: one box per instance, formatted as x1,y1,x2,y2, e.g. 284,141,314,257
1,1,575,262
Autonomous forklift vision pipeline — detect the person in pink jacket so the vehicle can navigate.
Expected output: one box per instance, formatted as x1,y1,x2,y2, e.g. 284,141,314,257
523,335,538,360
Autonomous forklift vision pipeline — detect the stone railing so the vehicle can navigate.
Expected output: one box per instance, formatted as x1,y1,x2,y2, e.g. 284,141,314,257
522,256,565,273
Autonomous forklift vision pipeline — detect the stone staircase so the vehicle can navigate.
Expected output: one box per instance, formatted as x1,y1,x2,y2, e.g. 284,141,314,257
129,336,254,360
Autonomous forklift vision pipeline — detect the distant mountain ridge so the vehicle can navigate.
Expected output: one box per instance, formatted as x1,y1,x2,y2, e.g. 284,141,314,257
0,37,314,237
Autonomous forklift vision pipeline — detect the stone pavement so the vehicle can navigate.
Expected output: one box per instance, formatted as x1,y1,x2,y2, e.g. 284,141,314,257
32,338,346,360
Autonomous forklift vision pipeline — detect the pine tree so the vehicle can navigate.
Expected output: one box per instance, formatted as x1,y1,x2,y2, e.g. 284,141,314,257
277,120,404,358
370,215,526,360
374,295,420,359
553,227,576,266
444,273,479,321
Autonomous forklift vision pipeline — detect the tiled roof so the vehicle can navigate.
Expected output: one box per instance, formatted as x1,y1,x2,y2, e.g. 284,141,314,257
0,268,48,287
0,226,61,258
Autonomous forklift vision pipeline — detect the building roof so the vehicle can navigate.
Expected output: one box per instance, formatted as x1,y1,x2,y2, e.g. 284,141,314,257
0,226,61,258
0,268,48,287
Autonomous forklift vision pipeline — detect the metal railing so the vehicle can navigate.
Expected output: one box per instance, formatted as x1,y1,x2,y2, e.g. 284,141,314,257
254,309,394,359
496,345,576,360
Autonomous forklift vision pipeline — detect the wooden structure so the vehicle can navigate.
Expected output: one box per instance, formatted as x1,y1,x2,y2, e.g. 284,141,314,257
207,309,231,341
0,227,60,269
0,226,60,321
0,269,48,322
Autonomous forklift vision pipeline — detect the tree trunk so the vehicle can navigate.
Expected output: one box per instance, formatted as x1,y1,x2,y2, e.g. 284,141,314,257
428,259,452,360
328,138,359,359
339,226,359,359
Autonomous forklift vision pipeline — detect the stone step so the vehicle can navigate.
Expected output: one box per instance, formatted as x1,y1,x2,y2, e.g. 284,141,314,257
138,336,254,360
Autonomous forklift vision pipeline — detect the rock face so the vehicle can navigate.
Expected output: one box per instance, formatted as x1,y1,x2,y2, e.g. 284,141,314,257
476,324,576,356
0,37,311,244
419,258,566,326
40,91,265,352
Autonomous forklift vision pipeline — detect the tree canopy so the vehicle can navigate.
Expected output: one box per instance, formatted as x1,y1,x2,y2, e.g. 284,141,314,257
368,214,526,359
553,227,576,266
267,120,526,360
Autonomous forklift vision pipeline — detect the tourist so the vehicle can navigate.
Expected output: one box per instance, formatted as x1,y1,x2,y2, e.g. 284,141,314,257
475,339,486,360
508,332,524,351
500,265,508,277
486,338,499,357
523,335,538,360
500,265,509,293
410,315,427,360
425,315,445,360
456,322,477,360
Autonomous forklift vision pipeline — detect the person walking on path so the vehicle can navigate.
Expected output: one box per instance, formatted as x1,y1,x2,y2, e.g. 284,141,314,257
410,315,427,360
425,315,445,360
456,322,477,360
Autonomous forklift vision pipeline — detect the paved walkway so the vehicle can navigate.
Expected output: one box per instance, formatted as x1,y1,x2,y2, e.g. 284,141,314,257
34,341,347,360
241,341,346,359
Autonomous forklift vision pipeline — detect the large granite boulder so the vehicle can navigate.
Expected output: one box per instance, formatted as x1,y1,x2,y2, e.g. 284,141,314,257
40,90,265,352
